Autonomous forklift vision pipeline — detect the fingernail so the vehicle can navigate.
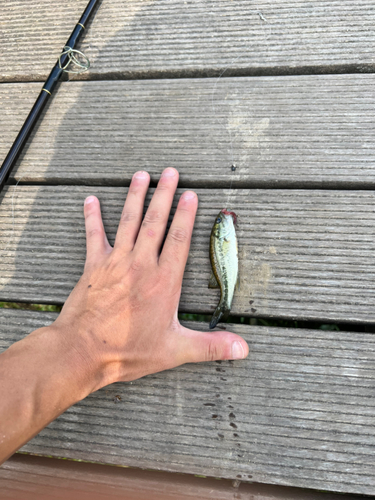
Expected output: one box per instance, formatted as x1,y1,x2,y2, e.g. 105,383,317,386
134,170,148,179
182,191,196,201
231,341,245,360
85,196,96,205
161,168,176,178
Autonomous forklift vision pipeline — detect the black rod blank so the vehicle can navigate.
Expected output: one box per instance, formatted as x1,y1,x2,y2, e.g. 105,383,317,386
0,0,100,193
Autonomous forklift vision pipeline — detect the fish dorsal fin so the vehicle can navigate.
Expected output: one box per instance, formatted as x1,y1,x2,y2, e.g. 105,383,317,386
208,271,220,289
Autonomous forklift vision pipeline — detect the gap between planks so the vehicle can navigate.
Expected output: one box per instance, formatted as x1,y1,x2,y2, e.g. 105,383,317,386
2,75,375,189
0,309,374,495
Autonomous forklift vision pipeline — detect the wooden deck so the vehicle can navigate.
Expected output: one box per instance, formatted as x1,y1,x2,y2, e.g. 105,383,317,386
1,1,375,497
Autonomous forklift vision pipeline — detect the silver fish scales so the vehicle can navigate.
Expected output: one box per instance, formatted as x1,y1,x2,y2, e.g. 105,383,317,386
209,209,239,329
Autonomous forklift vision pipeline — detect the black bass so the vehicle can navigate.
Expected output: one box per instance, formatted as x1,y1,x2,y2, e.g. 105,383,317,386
209,209,239,329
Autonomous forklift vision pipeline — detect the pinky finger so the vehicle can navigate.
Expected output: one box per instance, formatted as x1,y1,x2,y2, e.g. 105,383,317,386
84,196,112,267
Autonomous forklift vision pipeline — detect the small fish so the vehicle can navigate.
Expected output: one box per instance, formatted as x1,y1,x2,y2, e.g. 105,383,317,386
209,209,239,329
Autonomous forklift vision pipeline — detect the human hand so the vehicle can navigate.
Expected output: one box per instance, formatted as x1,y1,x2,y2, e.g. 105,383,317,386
52,168,249,391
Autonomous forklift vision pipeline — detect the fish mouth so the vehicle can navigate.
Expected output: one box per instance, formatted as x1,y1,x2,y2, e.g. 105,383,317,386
222,208,237,225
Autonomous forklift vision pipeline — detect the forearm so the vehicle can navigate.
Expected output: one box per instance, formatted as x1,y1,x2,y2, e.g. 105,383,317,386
0,325,100,464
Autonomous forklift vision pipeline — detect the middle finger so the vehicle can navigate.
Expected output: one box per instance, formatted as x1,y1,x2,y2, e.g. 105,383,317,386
134,168,179,258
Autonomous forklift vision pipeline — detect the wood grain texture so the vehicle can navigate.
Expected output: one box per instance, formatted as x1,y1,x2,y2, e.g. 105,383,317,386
0,455,365,500
1,185,375,323
1,1,375,83
0,308,374,495
2,75,375,188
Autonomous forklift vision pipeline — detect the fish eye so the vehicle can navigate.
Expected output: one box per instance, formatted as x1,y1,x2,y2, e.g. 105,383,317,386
217,217,222,223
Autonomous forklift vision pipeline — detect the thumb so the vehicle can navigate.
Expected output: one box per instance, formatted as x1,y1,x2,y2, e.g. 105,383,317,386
178,325,249,364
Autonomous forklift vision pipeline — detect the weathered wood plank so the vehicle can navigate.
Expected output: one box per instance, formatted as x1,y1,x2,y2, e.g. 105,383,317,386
0,309,374,495
2,75,375,188
1,185,375,323
1,455,362,500
1,1,375,83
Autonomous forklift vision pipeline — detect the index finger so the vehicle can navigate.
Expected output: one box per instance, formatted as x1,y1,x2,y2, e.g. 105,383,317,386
159,190,198,277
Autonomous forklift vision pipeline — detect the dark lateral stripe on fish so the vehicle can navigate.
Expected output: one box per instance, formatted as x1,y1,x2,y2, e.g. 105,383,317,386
209,210,238,329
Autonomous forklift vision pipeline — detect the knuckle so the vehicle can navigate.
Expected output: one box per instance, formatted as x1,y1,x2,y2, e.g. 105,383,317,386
87,227,102,238
85,206,97,218
156,183,170,193
121,211,138,224
128,183,143,196
143,209,162,225
176,204,191,215
206,340,221,362
129,259,143,273
168,226,188,244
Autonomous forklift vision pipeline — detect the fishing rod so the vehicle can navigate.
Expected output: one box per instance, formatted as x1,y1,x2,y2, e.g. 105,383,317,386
0,0,101,193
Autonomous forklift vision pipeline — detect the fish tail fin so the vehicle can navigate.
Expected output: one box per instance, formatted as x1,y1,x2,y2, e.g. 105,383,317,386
209,304,230,329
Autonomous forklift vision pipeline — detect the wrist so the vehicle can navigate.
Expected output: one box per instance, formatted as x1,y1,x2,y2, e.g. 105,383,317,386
29,324,106,401
48,318,116,395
